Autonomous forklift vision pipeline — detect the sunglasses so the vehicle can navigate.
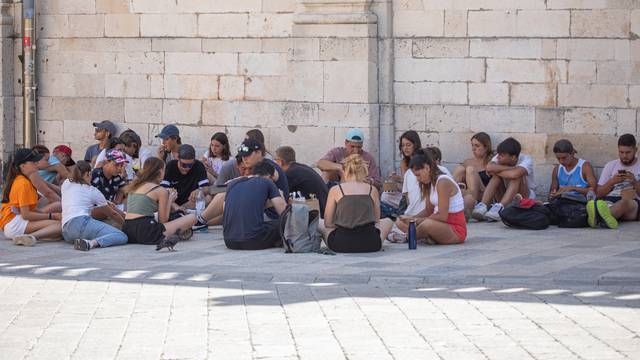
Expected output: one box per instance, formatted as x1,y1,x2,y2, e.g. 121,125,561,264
179,161,194,169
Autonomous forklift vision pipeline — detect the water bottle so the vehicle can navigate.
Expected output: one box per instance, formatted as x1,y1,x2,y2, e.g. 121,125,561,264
408,220,417,250
195,189,208,232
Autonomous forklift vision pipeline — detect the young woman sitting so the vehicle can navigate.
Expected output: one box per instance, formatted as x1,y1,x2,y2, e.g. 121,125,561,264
202,132,231,184
408,152,466,245
452,132,493,214
319,154,389,253
1,149,62,246
61,161,127,251
381,130,422,219
122,157,196,247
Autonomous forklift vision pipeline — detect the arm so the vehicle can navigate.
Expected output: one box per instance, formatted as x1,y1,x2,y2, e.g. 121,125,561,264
47,163,70,180
494,166,527,180
323,187,338,228
316,159,342,172
549,165,560,198
27,172,61,202
19,205,61,221
485,161,513,175
428,180,453,223
597,173,625,198
371,186,381,223
157,188,173,223
271,196,287,215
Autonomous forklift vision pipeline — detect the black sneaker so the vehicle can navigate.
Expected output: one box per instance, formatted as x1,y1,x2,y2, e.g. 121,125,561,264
191,221,208,231
74,239,91,251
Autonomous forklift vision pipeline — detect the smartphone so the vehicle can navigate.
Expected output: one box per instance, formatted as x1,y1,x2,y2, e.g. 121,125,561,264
618,170,627,175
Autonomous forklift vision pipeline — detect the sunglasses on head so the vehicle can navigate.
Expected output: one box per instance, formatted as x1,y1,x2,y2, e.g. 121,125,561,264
179,161,194,169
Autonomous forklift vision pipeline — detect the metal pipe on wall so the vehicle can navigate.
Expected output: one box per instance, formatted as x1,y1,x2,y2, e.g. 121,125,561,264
22,0,36,148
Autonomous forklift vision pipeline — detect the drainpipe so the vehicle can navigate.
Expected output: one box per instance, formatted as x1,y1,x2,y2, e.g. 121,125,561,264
22,0,36,148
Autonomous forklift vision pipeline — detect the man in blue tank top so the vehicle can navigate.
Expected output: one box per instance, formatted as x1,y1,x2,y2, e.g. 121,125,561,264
549,139,597,200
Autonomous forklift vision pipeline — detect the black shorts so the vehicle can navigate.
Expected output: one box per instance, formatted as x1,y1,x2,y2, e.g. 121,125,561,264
224,220,282,250
602,196,640,221
123,216,166,245
478,170,492,187
328,223,381,253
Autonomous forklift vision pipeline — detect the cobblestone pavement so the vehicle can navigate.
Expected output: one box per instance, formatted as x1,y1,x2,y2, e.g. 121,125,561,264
1,222,639,359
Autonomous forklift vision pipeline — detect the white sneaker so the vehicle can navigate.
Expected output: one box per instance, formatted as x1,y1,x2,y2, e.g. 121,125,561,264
13,235,36,247
485,203,504,222
471,203,488,221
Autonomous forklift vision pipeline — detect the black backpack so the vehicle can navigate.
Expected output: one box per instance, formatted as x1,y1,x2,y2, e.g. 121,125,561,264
500,204,551,230
547,195,588,228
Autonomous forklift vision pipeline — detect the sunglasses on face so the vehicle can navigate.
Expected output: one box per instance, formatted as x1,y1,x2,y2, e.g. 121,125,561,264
179,161,194,169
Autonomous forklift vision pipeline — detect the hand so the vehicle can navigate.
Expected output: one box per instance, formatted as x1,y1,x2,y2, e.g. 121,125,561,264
52,212,62,221
624,172,637,184
613,173,628,184
167,188,178,202
549,190,558,198
157,144,167,156
188,189,199,203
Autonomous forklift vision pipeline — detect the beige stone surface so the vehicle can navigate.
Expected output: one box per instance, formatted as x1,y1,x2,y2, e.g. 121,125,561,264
105,14,139,38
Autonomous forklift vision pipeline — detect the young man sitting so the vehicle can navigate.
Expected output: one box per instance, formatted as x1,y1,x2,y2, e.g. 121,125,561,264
471,137,536,222
222,160,287,250
548,139,597,200
161,144,210,211
85,120,117,165
91,149,128,204
592,134,640,228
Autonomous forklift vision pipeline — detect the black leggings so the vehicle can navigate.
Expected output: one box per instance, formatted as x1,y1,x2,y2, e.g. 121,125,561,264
327,224,381,253
225,221,282,250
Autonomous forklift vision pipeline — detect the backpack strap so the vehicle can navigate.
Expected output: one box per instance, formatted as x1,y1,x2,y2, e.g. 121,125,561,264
279,204,294,253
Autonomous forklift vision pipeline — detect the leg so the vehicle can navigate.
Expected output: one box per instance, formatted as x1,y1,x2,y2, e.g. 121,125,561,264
25,220,62,241
83,218,128,248
498,176,528,206
201,193,224,226
378,218,394,243
416,219,462,245
480,175,503,205
465,166,483,202
162,214,197,237
610,199,638,221
452,165,466,183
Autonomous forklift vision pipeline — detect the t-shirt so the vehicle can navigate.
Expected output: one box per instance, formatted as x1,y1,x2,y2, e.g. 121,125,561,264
285,162,329,215
95,149,136,180
491,153,537,198
161,160,209,205
320,147,381,185
598,159,640,198
402,170,425,216
84,144,102,162
130,147,153,173
223,177,281,242
38,155,61,183
61,179,108,226
203,151,227,175
91,168,126,202
0,175,38,229
215,160,241,187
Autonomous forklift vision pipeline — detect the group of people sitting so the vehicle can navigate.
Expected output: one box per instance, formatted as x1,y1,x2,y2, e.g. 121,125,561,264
1,119,639,253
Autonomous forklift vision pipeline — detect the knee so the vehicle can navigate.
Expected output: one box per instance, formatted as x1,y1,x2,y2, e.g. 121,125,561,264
465,166,476,175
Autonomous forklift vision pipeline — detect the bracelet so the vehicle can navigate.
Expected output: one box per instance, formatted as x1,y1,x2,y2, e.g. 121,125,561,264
48,212,52,220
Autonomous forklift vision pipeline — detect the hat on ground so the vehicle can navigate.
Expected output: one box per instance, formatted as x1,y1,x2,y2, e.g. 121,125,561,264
238,138,263,157
106,149,129,164
155,125,180,140
93,120,117,136
53,145,72,156
346,128,364,143
14,148,43,166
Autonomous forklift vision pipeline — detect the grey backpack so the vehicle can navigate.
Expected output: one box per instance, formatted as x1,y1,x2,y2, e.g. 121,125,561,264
279,203,322,253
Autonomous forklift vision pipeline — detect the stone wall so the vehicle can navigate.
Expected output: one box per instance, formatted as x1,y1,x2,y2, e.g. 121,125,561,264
4,0,639,195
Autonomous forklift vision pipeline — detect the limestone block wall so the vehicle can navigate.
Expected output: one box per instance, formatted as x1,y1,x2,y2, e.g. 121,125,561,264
392,0,638,194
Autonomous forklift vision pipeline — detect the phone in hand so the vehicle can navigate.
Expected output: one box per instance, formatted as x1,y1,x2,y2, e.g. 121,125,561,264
618,170,627,175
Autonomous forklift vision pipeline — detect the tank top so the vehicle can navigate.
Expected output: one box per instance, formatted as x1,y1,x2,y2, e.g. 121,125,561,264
557,159,589,190
126,185,160,216
429,175,464,214
333,184,376,229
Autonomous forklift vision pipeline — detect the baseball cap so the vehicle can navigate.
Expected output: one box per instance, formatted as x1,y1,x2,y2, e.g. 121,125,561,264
93,120,117,136
105,149,129,164
155,124,180,140
14,148,43,166
53,145,72,156
346,128,364,143
238,139,263,157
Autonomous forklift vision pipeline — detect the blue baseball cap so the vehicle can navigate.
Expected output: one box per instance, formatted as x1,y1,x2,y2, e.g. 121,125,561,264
155,124,179,140
345,128,364,143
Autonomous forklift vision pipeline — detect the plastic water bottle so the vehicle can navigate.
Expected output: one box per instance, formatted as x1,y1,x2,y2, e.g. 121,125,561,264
408,220,417,250
195,189,208,233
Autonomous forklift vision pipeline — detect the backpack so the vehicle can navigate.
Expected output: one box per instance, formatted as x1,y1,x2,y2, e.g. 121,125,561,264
547,195,588,228
500,203,551,230
279,203,322,253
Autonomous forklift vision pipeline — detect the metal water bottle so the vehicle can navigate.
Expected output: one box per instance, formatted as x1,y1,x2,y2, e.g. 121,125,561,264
408,220,417,250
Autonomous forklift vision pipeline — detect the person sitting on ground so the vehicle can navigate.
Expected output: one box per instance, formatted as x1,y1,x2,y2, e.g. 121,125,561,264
32,145,70,185
319,154,389,253
161,144,210,211
53,145,75,168
245,128,274,160
155,124,181,163
274,145,329,215
222,160,287,250
591,134,640,229
381,131,422,220
471,137,536,222
19,151,62,209
452,132,494,213
96,130,150,180
123,157,197,246
549,139,597,201
85,120,117,165
91,149,128,204
61,161,127,251
395,152,466,245
202,132,231,184
1,149,62,246
317,128,382,190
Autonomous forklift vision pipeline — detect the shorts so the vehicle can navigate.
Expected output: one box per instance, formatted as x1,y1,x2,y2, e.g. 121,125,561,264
478,170,491,187
327,223,381,253
225,220,281,250
603,196,640,221
2,215,29,238
123,216,166,245
446,211,467,242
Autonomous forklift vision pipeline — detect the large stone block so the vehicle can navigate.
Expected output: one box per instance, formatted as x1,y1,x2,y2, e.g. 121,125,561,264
245,77,288,102
394,105,427,131
630,85,640,107
469,107,536,133
63,120,100,143
557,39,617,60
248,13,293,37
165,53,237,75
470,39,542,59
289,38,320,61
125,99,162,124
131,0,177,13
39,73,105,97
393,10,444,37
469,83,509,106
394,82,467,105
536,108,564,134
68,15,105,37
426,105,470,132
96,0,131,14
268,126,335,166
177,0,261,13
52,38,152,52
239,53,287,76
412,38,468,58
39,0,96,15
318,103,377,128
423,0,546,10
558,84,628,107
394,39,412,59
596,61,638,85
571,10,630,38
568,61,597,83
105,14,139,38
285,61,323,102
162,100,201,125
617,109,637,135
516,10,570,37
261,0,297,12
202,101,233,126
153,38,202,52
438,132,473,164
320,38,375,61
115,52,164,74
324,61,377,103
395,58,485,82
164,75,219,100
546,0,609,9
563,108,617,134
198,14,249,38
105,74,152,98
444,10,467,37
219,76,245,101
632,10,640,37
38,97,124,121
282,102,321,126
468,10,516,37
487,59,567,83
37,121,65,144
511,83,557,107
140,14,197,37
547,134,618,167
41,51,116,74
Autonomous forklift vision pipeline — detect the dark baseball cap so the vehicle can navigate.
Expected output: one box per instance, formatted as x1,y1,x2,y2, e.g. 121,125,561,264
237,138,263,157
93,120,117,135
178,144,196,160
14,148,43,166
156,125,180,140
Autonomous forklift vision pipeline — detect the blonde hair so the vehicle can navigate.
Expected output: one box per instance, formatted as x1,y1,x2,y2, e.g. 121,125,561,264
342,154,368,182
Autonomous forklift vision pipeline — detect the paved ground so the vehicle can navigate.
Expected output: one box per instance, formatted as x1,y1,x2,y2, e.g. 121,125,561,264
1,222,639,359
